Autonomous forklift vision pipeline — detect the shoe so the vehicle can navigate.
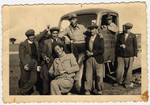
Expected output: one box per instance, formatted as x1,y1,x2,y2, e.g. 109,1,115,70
124,84,129,88
128,82,134,88
113,83,119,87
67,92,72,95
85,91,90,95
97,91,102,95
16,89,22,95
124,83,134,88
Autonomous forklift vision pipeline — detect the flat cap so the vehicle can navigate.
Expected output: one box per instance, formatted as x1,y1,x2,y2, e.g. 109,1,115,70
88,23,98,29
25,29,35,37
50,27,60,32
124,23,133,29
106,15,113,20
68,13,77,20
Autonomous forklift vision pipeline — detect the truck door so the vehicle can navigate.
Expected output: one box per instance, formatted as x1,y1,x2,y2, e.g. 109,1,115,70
99,13,119,63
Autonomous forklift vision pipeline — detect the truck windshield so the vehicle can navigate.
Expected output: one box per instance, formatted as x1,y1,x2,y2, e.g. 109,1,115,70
60,14,97,31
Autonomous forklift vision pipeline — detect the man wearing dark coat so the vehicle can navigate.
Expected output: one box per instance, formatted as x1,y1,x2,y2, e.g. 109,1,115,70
114,23,137,88
17,27,49,95
39,27,66,95
84,24,104,95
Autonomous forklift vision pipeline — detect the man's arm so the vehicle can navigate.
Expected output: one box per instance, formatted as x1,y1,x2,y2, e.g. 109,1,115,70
35,29,48,42
82,25,87,33
41,44,51,63
49,63,54,77
107,23,118,33
59,27,68,38
116,34,122,48
133,34,137,57
65,54,79,74
19,42,27,66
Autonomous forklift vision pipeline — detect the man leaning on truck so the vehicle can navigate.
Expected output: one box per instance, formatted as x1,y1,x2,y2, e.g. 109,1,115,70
62,13,87,61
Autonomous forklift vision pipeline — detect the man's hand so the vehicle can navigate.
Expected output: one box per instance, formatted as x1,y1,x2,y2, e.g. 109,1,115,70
46,25,50,31
101,25,107,30
24,64,29,71
44,56,50,63
86,50,93,57
37,66,41,72
133,56,136,61
120,44,126,49
58,70,66,75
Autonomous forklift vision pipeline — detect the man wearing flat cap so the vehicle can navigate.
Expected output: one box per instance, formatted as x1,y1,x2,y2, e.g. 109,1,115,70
62,13,87,61
114,23,137,88
41,27,64,61
50,27,68,57
17,26,50,95
101,14,118,34
39,27,66,95
84,24,104,95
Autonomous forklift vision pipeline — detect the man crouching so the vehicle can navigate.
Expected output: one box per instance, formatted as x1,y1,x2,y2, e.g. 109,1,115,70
49,43,79,95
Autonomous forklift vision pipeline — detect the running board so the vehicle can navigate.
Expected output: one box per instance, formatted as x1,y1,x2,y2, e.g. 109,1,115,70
106,74,116,81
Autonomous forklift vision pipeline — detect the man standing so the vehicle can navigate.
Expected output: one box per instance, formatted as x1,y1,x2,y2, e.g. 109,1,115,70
101,14,118,34
49,43,79,95
50,27,64,45
17,27,49,95
114,23,137,88
41,27,66,66
39,27,65,94
84,24,104,95
50,27,68,56
62,13,87,61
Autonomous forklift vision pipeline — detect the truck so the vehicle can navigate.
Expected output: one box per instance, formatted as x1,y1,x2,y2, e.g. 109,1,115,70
58,8,141,92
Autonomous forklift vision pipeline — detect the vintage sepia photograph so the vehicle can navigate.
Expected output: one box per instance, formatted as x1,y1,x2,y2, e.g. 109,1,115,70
2,2,148,103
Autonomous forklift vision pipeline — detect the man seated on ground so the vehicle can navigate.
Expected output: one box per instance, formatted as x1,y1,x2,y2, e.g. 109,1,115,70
49,43,79,95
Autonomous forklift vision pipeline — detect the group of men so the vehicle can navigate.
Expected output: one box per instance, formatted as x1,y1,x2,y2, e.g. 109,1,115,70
17,12,137,95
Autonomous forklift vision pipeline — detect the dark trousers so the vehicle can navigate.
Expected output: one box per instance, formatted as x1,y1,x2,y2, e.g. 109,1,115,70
18,60,37,95
40,64,50,95
85,57,104,92
72,43,85,61
116,57,133,85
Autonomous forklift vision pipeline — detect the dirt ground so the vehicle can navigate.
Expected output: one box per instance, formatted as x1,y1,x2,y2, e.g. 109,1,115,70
9,44,141,95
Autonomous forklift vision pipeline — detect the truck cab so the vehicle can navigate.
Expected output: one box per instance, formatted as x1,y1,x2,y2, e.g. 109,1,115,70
58,8,119,63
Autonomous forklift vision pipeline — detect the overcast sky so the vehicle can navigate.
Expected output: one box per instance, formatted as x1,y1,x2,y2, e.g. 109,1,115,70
3,3,146,43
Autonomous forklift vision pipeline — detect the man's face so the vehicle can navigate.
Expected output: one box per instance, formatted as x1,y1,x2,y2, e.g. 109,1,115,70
70,18,77,27
52,31,59,40
54,45,64,57
124,27,131,33
90,28,97,36
107,19,112,25
28,35,35,42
